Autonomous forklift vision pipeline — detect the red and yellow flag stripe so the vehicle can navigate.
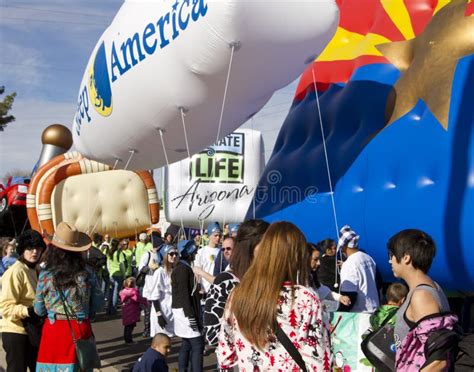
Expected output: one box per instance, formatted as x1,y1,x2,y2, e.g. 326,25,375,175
295,0,471,100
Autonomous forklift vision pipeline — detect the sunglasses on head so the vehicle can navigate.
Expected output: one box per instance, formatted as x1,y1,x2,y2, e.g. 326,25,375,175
221,247,232,252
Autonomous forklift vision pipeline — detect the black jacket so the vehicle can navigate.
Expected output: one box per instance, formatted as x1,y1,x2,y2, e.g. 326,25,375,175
84,246,106,272
318,255,339,292
171,261,202,329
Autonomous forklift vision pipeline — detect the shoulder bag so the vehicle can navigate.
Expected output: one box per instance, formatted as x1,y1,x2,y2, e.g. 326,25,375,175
58,288,101,370
276,325,308,372
360,311,397,371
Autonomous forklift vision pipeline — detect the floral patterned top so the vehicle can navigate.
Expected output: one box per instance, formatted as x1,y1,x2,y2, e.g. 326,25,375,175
34,268,103,322
217,283,332,371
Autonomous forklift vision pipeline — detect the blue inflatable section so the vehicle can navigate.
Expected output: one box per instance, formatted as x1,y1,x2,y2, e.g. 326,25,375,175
250,55,474,291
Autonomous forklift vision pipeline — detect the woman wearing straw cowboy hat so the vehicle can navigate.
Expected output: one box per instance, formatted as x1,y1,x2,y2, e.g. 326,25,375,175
34,222,103,371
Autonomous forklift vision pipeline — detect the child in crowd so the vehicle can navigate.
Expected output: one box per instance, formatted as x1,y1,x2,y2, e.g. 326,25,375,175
370,282,408,330
133,333,171,372
2,239,18,270
120,277,148,343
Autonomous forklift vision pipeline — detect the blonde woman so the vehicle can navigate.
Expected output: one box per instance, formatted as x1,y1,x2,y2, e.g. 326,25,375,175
217,221,332,371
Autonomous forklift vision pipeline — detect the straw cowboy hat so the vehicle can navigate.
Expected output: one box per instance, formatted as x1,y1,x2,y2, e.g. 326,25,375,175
50,222,92,252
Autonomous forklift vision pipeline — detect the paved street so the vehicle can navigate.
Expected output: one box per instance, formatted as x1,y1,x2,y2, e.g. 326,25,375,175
0,311,218,372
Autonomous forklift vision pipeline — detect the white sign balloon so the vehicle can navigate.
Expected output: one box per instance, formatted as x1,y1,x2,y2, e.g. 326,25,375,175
73,0,338,170
165,129,263,227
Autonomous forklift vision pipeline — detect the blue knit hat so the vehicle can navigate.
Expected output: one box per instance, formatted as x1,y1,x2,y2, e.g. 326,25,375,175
228,223,240,235
158,244,177,263
177,240,197,259
207,222,222,235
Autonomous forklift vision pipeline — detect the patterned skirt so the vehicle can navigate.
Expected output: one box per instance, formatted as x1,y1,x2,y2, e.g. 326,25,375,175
36,318,93,372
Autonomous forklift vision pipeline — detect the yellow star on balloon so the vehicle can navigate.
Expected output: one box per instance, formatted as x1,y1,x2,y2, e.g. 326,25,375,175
376,0,474,130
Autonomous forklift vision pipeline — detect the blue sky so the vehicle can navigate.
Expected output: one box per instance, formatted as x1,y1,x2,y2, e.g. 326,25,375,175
0,0,295,183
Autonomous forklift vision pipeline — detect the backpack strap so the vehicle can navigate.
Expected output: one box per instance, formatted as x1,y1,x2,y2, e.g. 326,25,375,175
121,250,128,271
276,325,308,372
379,308,398,329
147,251,152,266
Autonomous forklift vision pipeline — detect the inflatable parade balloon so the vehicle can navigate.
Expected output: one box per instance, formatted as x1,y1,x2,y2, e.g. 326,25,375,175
73,0,339,170
250,0,474,291
165,129,264,228
27,152,159,239
33,124,73,173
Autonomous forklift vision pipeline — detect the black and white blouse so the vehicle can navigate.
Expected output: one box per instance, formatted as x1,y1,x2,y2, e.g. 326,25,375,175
203,271,239,346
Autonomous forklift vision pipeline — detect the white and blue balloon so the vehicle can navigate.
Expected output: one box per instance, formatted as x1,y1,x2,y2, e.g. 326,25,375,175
73,0,339,170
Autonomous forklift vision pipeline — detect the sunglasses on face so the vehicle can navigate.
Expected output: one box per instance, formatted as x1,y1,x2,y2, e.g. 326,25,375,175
168,252,178,257
221,247,232,252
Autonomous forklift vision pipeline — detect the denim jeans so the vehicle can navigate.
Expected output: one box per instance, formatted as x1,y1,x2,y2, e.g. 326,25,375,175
178,335,204,372
107,274,123,314
100,273,110,299
142,302,151,337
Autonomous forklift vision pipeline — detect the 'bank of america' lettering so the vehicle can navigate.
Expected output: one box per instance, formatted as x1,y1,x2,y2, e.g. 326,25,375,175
111,0,208,82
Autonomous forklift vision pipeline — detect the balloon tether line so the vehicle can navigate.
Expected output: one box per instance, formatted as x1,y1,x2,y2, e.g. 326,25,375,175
180,108,192,237
124,150,136,170
210,41,238,231
311,65,340,289
179,107,191,159
216,42,238,143
157,127,187,240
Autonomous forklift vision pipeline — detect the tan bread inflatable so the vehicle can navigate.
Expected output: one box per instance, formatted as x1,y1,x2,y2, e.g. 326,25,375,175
27,152,159,238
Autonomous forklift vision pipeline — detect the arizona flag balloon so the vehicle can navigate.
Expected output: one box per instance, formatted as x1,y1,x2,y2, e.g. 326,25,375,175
251,0,474,291
73,0,339,170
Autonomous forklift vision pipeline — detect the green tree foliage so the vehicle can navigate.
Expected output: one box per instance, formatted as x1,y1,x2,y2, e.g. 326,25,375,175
0,86,17,132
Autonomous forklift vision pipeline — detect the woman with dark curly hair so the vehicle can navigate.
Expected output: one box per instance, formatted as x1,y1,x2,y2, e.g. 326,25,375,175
34,222,103,371
0,229,46,372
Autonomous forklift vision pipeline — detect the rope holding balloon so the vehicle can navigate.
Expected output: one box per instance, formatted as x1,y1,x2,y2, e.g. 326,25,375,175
124,149,136,170
311,65,341,290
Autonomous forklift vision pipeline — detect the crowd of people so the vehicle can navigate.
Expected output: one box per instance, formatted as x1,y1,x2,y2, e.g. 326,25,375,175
0,218,464,371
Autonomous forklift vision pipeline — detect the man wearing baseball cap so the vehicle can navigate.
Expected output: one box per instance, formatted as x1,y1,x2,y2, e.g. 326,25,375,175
135,232,153,268
338,225,379,313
